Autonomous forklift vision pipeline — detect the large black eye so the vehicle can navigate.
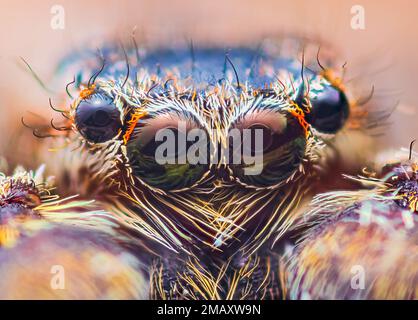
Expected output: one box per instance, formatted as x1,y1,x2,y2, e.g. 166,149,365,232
75,93,122,143
126,113,210,191
229,109,306,187
306,84,349,134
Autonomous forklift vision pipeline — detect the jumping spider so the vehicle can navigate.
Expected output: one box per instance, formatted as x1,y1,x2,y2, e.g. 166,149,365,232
0,38,416,299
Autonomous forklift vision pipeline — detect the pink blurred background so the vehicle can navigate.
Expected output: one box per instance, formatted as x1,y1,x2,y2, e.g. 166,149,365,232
0,0,417,167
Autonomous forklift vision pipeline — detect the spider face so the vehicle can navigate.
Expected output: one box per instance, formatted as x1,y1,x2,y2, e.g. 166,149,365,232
75,92,122,143
67,45,353,252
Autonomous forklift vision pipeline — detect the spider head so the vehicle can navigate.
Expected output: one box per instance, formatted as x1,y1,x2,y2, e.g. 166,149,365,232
63,45,356,253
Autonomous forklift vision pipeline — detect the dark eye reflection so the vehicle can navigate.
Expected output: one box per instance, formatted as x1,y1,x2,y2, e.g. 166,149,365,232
141,127,193,160
306,84,349,133
243,123,274,155
126,115,210,191
75,93,121,143
229,110,307,187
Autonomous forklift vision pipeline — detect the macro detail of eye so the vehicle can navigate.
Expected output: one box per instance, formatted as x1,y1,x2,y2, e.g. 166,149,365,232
75,93,122,143
243,123,274,153
126,113,210,191
230,110,306,187
306,84,349,134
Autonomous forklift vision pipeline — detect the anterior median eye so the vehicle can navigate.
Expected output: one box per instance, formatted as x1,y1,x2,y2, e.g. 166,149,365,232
242,123,274,154
75,93,122,143
126,112,210,191
229,109,307,187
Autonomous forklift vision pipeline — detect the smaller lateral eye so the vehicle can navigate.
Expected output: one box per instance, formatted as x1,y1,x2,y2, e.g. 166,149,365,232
75,93,122,143
306,84,349,134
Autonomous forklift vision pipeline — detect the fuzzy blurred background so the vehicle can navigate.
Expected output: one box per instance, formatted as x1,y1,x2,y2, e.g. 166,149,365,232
0,0,417,170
